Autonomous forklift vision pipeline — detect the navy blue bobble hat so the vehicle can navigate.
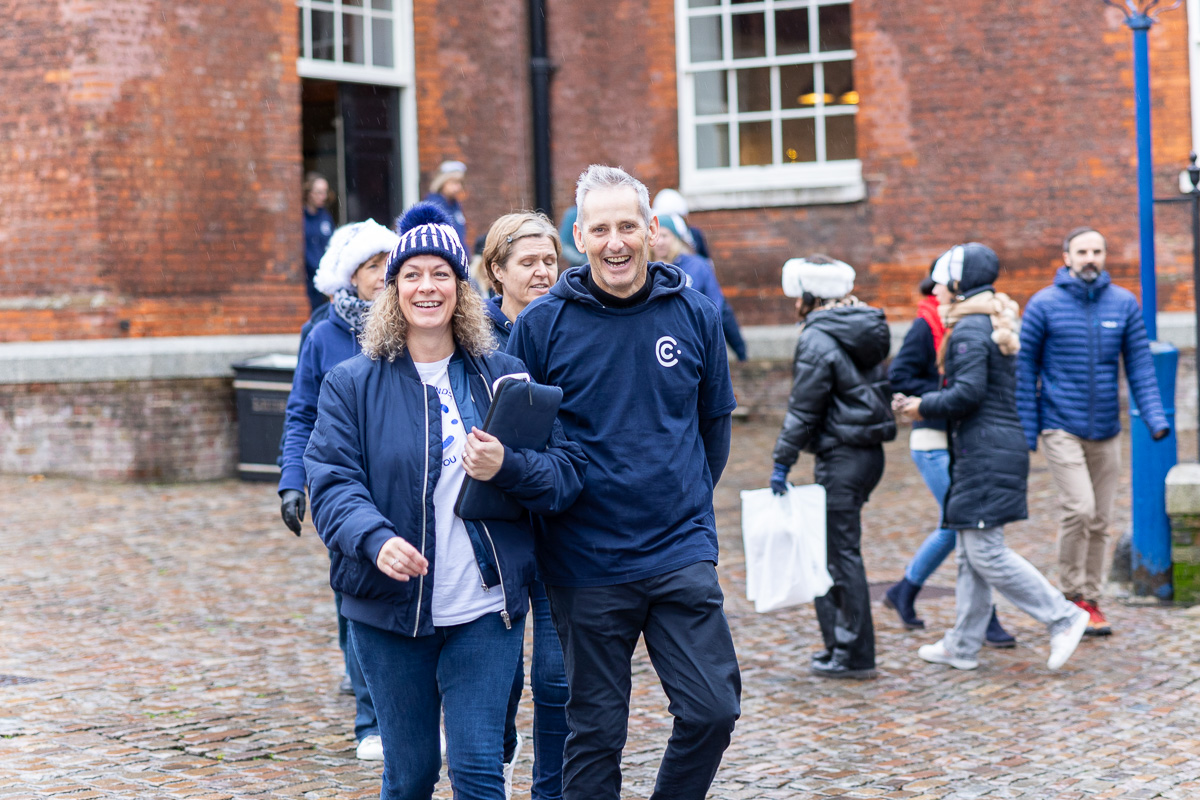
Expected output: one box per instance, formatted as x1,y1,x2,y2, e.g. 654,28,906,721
386,202,470,283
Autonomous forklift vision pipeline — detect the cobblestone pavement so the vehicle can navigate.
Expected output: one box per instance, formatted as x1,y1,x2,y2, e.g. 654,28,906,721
2,420,1198,799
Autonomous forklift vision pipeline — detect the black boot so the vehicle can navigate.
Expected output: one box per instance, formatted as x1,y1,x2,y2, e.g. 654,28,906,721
983,606,1016,648
883,577,925,630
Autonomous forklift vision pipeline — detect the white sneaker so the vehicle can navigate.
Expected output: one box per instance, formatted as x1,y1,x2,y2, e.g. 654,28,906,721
356,734,384,761
440,726,447,758
918,640,979,670
503,732,522,800
1048,607,1090,671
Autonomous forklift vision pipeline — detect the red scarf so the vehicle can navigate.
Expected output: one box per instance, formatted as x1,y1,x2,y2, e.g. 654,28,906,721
917,294,946,353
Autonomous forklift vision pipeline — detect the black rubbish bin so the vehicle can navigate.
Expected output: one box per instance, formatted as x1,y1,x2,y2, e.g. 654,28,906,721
232,354,297,482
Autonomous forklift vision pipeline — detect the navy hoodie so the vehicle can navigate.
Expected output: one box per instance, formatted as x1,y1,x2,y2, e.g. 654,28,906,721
508,262,737,587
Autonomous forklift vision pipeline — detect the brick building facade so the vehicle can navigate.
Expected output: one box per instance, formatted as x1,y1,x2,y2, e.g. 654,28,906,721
3,0,1197,342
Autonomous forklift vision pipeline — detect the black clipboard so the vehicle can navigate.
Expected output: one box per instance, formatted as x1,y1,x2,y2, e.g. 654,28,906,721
454,377,563,520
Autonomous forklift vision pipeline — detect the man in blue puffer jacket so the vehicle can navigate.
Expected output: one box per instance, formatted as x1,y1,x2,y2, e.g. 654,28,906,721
1017,227,1170,638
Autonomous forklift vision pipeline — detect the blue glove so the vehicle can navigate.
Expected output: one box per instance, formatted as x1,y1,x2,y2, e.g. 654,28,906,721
770,462,790,496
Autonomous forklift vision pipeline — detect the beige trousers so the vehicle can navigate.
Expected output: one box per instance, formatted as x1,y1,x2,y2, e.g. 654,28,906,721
1039,429,1122,601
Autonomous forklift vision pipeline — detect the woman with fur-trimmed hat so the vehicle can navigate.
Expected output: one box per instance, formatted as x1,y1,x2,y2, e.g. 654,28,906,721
279,218,398,760
304,203,586,799
769,255,896,679
893,243,1089,672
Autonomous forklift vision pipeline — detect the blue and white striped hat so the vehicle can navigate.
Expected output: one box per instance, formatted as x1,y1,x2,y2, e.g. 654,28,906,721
385,202,470,283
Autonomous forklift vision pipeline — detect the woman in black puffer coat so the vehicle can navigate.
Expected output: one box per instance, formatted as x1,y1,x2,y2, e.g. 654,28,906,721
770,256,896,680
894,243,1088,673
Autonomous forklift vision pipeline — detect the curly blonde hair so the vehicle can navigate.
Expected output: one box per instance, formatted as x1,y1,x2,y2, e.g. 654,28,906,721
482,212,561,296
360,278,496,361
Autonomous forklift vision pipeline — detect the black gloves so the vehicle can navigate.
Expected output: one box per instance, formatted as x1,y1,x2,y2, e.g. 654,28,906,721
770,463,790,497
280,489,307,536
1153,427,1171,441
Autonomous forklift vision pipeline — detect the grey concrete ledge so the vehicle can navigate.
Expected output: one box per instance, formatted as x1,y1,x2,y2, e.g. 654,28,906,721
0,335,300,385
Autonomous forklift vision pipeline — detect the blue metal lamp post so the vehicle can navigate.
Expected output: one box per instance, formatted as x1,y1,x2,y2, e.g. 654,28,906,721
1104,0,1181,599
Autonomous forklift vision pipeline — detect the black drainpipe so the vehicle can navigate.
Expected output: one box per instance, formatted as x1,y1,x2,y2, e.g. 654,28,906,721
529,0,554,218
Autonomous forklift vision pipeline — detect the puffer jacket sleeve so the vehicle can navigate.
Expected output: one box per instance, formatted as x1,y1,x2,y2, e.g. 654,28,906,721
1121,297,1169,435
488,418,588,516
305,368,398,562
1015,296,1047,450
772,334,834,466
279,331,325,493
918,325,989,421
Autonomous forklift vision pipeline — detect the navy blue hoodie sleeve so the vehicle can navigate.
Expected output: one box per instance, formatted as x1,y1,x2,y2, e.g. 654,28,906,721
699,413,732,484
699,303,738,419
1016,296,1047,451
1120,297,1169,435
887,318,937,397
305,368,398,563
489,416,588,516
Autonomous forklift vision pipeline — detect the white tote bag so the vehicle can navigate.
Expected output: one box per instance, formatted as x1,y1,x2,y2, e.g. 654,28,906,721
740,484,832,613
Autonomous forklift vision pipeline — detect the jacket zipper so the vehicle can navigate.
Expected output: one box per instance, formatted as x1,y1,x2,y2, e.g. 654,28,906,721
480,521,511,629
1086,293,1096,439
413,388,431,637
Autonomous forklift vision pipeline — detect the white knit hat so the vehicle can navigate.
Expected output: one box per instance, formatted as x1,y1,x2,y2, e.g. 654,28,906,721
781,257,856,299
652,188,689,218
313,219,401,296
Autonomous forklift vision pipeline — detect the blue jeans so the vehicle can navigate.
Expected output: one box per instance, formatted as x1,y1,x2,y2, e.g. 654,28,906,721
334,578,378,741
505,582,570,800
351,613,526,800
904,449,958,586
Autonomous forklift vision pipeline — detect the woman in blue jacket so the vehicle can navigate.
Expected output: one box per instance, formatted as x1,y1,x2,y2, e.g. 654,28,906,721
279,218,398,760
480,211,569,800
305,204,586,800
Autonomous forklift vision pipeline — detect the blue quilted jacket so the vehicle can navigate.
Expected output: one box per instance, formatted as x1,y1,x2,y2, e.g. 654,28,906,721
1016,267,1168,449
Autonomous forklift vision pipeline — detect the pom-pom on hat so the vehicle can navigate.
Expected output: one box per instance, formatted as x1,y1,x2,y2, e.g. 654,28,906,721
313,219,401,296
386,202,471,284
652,188,689,218
781,256,856,299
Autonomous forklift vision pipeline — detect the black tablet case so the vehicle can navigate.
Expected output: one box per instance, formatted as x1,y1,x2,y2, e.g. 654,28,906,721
454,378,563,520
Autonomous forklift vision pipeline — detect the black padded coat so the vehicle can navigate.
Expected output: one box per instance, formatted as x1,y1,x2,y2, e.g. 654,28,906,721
918,314,1029,530
772,305,896,464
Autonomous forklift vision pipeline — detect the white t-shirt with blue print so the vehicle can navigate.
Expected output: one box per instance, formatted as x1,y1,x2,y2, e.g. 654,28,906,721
413,356,504,627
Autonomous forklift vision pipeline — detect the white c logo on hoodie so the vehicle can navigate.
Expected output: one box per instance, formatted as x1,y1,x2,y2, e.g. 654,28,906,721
656,336,680,368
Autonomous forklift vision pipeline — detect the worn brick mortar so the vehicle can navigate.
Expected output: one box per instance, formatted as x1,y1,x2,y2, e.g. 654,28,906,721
0,379,236,481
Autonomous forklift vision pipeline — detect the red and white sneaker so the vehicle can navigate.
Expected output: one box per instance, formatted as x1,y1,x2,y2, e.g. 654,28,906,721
1074,598,1112,637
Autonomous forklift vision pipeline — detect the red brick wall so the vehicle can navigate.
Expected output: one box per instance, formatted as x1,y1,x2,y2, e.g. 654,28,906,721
1,1,307,342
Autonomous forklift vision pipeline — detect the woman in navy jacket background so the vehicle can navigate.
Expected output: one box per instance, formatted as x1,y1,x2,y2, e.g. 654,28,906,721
305,204,586,800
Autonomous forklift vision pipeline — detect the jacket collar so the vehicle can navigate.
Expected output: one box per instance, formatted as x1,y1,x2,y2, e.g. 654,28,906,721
551,261,688,308
1054,265,1111,302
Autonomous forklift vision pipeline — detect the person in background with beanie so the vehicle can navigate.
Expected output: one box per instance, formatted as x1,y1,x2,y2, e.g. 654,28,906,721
305,202,586,800
278,218,397,760
508,165,740,800
480,211,568,800
424,160,469,246
770,255,895,680
1017,227,1170,637
894,243,1089,672
884,269,1015,647
303,172,335,311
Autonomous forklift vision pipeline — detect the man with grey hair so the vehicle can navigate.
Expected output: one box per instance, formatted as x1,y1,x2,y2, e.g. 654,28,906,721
508,164,740,800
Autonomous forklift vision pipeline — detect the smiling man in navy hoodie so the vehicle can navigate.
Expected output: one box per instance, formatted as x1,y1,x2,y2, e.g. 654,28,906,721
508,165,740,800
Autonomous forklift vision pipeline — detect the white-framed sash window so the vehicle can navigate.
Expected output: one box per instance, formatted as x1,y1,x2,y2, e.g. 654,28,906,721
676,0,865,210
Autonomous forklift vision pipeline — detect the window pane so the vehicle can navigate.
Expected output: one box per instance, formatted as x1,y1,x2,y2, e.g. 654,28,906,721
736,68,771,113
689,0,719,6
344,0,363,6
312,10,335,61
819,3,852,52
824,60,856,105
781,117,817,163
694,70,728,115
775,8,811,56
697,123,730,169
825,114,857,160
731,13,765,60
372,18,394,67
343,12,365,64
298,7,305,58
689,16,722,62
780,63,815,109
372,0,394,8
738,121,772,166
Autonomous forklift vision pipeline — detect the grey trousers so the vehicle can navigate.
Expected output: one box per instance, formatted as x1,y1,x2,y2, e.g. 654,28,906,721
942,526,1081,659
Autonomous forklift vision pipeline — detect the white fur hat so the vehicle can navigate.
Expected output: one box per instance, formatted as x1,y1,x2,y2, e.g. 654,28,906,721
313,219,400,296
781,257,856,299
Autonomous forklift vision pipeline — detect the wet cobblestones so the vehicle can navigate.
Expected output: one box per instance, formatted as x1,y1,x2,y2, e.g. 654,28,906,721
2,420,1198,798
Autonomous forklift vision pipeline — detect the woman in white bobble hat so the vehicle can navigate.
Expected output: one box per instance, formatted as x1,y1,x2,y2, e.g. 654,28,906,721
278,218,398,761
769,255,896,680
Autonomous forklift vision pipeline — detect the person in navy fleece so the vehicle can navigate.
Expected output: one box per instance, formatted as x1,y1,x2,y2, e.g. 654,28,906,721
1017,227,1169,637
508,165,740,800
